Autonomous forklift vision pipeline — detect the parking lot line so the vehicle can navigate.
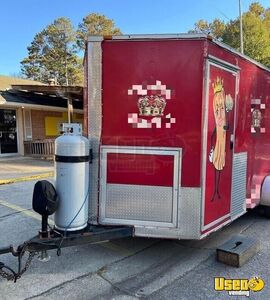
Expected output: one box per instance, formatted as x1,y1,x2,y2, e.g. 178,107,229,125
0,199,54,225
0,172,54,185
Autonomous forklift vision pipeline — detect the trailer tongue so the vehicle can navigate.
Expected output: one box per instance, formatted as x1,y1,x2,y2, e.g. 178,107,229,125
0,225,132,282
0,123,133,282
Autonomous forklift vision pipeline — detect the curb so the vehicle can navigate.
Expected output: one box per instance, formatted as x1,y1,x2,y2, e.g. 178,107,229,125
0,172,54,185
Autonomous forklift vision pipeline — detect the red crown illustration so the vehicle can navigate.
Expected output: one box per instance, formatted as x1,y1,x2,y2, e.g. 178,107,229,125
138,95,166,116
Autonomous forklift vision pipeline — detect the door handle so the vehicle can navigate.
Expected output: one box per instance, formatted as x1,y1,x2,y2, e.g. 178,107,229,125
230,134,234,150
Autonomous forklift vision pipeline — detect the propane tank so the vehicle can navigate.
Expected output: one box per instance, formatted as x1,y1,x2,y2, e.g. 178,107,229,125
54,123,90,231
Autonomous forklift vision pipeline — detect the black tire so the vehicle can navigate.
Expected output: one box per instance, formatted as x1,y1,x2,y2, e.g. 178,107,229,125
263,206,270,218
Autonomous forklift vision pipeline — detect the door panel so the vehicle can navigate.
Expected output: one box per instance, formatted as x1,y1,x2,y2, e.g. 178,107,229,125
203,63,238,228
0,109,18,154
100,146,181,227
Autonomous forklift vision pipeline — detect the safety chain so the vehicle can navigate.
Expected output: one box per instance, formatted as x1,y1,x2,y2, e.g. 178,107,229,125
0,250,36,282
0,264,15,281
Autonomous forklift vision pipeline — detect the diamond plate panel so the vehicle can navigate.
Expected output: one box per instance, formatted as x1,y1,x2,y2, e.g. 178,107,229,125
104,184,173,223
88,41,102,223
231,152,247,220
134,227,182,239
178,187,201,238
134,187,202,239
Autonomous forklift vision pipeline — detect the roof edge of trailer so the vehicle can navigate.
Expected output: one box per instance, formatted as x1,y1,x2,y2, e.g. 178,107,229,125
88,33,208,42
87,33,270,73
213,39,270,73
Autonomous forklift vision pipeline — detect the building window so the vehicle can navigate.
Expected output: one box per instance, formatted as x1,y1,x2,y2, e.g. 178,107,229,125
23,109,32,140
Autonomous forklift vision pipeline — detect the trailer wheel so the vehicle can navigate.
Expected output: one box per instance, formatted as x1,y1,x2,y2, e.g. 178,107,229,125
263,206,270,219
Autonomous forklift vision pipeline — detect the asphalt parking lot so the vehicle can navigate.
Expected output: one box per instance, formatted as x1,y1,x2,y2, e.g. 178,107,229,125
1,157,270,299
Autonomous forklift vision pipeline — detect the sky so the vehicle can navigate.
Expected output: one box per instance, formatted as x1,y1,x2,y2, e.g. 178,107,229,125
0,0,269,76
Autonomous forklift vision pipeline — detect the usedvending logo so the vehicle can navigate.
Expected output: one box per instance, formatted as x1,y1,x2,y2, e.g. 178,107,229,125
214,276,265,297
127,80,176,129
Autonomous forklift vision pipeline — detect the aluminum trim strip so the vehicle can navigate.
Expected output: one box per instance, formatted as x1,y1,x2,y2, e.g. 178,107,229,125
208,55,240,71
201,60,210,230
202,214,230,231
88,33,208,42
88,36,104,42
103,219,175,228
200,219,231,239
208,60,239,75
134,227,201,239
88,40,102,223
102,148,180,156
100,145,182,152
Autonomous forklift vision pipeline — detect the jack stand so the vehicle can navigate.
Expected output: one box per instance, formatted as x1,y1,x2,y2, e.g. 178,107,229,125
38,250,50,262
39,215,50,239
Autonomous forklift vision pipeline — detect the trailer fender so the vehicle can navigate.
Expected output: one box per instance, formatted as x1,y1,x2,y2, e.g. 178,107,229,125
260,176,270,206
260,176,270,218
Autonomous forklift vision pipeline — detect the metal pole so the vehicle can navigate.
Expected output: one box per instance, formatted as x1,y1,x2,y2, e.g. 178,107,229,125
67,96,73,123
239,0,244,54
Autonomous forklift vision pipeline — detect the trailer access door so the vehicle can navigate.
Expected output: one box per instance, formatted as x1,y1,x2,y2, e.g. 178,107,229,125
99,146,181,228
202,59,240,232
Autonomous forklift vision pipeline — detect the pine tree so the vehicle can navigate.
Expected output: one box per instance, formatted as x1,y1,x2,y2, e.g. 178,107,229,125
76,13,121,50
21,18,81,85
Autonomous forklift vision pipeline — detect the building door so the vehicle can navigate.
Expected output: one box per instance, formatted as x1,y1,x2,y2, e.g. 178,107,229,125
0,109,18,154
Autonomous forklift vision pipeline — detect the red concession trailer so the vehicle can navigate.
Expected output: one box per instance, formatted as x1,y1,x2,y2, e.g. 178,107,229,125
85,34,270,240
2,34,270,281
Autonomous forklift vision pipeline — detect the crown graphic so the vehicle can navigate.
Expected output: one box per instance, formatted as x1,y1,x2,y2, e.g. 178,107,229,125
138,95,166,116
213,77,224,94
